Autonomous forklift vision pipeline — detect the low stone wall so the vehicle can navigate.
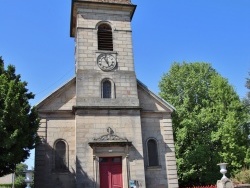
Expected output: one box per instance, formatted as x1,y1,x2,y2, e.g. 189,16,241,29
234,184,250,188
0,174,13,184
180,184,250,188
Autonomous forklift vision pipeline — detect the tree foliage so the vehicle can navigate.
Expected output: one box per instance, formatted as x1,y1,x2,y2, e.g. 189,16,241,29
0,57,40,177
159,62,250,186
245,72,250,99
242,72,250,165
14,163,28,187
243,72,250,111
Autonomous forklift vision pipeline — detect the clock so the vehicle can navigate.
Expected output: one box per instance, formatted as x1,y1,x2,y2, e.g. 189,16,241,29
97,53,117,71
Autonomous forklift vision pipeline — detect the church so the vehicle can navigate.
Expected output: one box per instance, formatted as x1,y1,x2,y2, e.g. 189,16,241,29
34,0,179,187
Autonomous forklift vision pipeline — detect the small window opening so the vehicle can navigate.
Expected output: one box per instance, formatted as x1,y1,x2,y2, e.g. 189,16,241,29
55,141,67,171
147,139,159,166
98,24,113,51
102,80,112,98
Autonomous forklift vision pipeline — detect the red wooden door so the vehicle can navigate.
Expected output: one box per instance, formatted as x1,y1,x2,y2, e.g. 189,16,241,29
99,157,123,188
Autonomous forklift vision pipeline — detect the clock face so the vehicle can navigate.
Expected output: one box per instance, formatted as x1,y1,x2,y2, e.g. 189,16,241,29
97,54,116,71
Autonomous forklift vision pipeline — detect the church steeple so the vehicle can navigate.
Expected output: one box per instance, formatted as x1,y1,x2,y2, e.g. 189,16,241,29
70,0,138,107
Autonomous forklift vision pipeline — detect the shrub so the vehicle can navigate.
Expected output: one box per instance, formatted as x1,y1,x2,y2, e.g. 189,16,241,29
0,184,26,188
0,184,12,188
232,168,250,184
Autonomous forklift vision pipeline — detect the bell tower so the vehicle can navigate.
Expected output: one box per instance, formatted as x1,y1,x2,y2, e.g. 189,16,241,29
70,1,147,187
70,0,139,107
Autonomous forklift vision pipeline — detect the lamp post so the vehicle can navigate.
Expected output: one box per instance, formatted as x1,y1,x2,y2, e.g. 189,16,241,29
24,170,34,188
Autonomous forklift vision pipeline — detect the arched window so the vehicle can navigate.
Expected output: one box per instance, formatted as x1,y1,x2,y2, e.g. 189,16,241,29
147,139,159,166
98,23,113,51
55,140,67,171
102,80,112,98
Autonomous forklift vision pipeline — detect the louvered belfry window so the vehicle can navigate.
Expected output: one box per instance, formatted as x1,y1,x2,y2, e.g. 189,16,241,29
98,24,113,51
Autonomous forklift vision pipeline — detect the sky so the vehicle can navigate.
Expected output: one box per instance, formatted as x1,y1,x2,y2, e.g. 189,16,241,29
0,0,250,169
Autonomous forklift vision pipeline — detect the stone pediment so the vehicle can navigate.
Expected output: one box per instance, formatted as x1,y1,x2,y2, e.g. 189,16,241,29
89,127,132,147
137,80,175,113
94,127,128,142
37,77,76,111
36,77,174,113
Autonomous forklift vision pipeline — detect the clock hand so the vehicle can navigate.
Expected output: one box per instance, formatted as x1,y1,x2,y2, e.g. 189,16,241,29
104,55,110,66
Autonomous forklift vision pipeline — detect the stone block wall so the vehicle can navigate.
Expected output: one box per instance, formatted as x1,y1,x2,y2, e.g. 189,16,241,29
76,10,133,71
75,108,146,187
35,113,76,188
75,6,139,106
141,112,178,188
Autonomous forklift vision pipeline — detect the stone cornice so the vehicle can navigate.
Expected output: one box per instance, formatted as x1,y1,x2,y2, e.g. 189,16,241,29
70,0,136,37
76,0,132,4
73,105,141,111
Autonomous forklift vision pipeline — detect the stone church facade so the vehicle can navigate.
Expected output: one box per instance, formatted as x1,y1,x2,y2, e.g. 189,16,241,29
34,0,179,187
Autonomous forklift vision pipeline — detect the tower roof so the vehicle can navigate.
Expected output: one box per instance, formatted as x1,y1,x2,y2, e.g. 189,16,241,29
74,0,132,4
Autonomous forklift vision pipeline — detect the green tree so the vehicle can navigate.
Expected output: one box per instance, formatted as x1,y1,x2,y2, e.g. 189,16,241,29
243,72,250,110
243,72,250,165
14,163,28,188
0,56,40,177
159,62,250,186
245,72,250,98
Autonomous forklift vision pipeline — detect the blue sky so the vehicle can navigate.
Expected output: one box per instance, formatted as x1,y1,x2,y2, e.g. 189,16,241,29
0,0,249,168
